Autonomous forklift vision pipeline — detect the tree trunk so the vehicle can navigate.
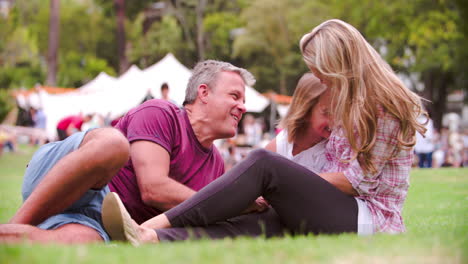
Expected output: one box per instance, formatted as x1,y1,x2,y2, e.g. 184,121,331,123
46,0,60,86
279,70,287,95
422,69,450,130
115,0,128,75
196,0,206,60
169,0,195,51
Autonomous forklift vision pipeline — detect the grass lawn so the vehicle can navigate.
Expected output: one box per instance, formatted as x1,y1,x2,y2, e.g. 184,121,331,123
0,144,467,263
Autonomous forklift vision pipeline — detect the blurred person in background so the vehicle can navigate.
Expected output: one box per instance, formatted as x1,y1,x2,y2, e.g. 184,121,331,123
414,114,435,168
81,113,104,131
432,127,449,168
141,88,155,103
160,83,177,106
242,114,263,147
448,130,464,167
462,128,468,167
224,144,241,171
431,129,443,168
0,128,16,156
30,107,47,145
56,114,93,141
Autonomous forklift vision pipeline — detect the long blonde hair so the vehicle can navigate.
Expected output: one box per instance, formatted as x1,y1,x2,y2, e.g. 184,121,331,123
300,19,426,174
280,73,327,143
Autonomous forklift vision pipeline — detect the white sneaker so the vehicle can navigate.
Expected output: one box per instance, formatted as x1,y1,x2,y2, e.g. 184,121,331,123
102,192,141,246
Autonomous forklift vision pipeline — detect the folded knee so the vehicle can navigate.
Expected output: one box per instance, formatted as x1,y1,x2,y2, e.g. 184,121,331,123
82,128,129,169
248,149,277,162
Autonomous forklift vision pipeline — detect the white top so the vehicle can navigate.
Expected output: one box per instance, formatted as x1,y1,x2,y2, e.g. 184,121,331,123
275,130,327,174
415,116,435,153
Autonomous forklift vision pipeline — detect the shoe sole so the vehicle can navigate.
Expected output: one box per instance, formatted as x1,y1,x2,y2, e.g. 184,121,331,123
102,192,141,246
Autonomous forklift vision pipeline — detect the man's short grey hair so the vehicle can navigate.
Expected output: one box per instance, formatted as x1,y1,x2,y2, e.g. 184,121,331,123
183,60,256,105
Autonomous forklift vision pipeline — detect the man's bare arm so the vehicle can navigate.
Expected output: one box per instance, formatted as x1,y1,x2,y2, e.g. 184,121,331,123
131,141,196,211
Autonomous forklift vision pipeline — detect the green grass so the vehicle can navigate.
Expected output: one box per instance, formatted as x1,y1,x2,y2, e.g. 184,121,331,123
0,145,467,263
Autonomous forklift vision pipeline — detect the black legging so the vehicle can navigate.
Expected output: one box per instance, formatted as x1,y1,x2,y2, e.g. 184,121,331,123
156,149,358,241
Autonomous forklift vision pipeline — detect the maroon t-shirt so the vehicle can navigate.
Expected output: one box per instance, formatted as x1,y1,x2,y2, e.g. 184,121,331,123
109,99,225,224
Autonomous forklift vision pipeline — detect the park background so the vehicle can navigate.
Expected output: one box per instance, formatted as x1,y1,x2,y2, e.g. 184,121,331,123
0,0,467,130
0,0,467,263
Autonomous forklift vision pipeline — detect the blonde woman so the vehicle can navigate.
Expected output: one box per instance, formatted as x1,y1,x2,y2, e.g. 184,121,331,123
102,19,426,245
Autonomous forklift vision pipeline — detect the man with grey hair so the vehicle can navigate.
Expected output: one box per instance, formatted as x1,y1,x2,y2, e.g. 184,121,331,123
183,60,255,105
0,60,259,244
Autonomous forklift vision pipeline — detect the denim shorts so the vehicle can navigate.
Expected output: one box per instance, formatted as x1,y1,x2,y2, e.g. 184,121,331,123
21,130,110,242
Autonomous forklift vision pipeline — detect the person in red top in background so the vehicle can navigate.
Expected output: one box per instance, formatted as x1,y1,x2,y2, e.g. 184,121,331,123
56,114,93,140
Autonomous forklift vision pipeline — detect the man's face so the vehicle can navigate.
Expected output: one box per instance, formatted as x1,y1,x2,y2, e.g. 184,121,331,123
205,71,246,139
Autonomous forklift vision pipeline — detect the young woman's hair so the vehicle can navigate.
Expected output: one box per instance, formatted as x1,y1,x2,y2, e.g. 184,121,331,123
300,19,426,174
280,73,327,143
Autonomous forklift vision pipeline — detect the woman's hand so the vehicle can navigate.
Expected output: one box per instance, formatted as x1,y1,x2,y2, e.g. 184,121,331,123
319,172,359,196
243,196,270,214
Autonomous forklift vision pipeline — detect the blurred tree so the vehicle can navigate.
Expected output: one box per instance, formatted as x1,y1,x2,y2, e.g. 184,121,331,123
57,52,115,88
114,0,129,74
0,90,15,123
0,7,44,89
161,0,249,65
93,0,155,72
1,0,116,88
1,0,465,119
233,0,331,94
166,0,197,63
46,0,59,86
453,0,468,105
127,15,184,68
234,0,292,94
1,27,40,68
196,0,207,60
203,12,243,61
124,0,248,68
331,0,464,129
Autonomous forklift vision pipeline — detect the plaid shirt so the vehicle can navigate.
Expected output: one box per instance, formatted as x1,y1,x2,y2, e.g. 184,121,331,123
322,107,413,233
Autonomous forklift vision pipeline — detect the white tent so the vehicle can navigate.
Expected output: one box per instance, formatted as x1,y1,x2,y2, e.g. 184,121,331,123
79,72,118,93
276,104,290,118
244,84,269,113
30,65,145,139
142,53,192,105
142,53,269,112
38,90,87,139
105,65,151,117
18,54,270,140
